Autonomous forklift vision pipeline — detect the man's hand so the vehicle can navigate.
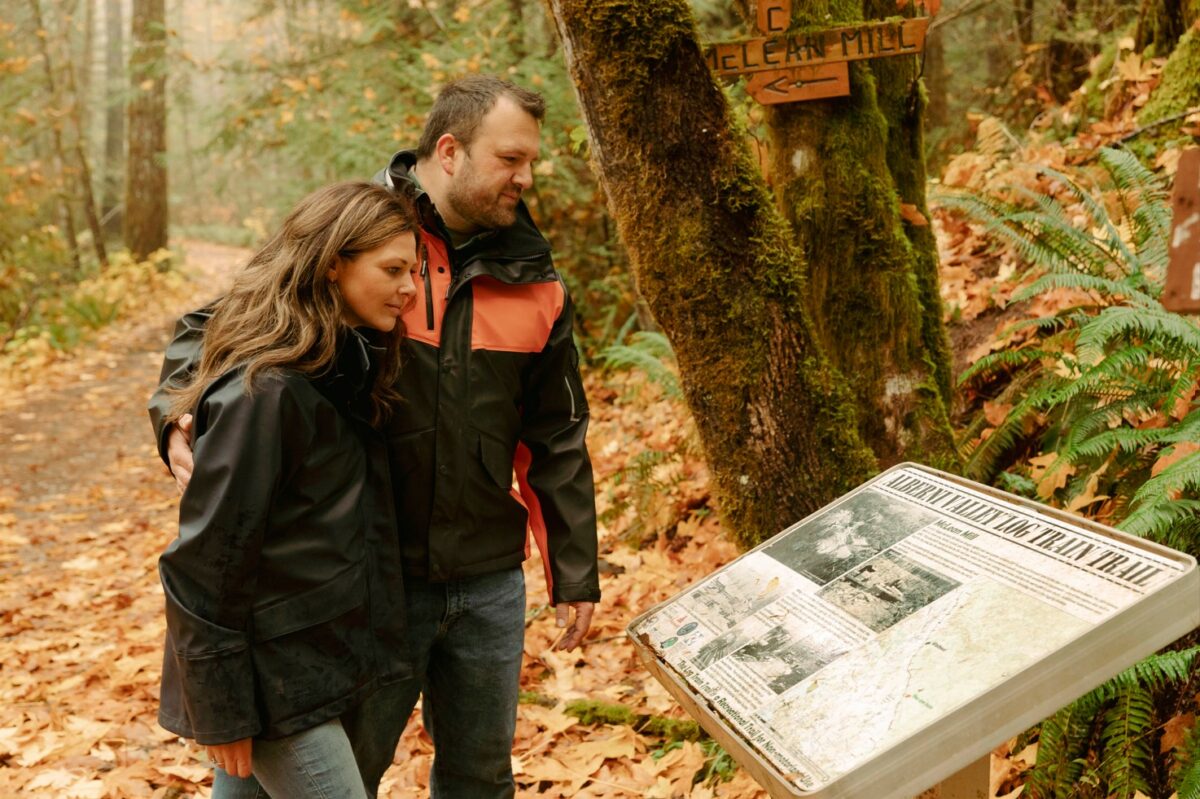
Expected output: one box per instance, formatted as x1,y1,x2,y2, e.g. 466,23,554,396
206,737,253,778
167,414,196,493
554,601,594,651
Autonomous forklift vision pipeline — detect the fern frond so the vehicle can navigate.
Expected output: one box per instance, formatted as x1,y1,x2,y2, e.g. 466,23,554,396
963,376,1067,481
601,331,682,399
1009,271,1159,309
1175,718,1200,799
1025,696,1103,798
1075,307,1200,364
1063,425,1170,462
1097,685,1155,799
1035,164,1140,275
959,345,1050,385
1091,647,1200,700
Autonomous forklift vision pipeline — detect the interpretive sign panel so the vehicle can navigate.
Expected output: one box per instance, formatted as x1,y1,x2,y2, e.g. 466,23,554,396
1165,147,1200,313
628,464,1200,799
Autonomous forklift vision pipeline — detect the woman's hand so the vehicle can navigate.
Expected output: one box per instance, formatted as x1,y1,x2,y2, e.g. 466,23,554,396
207,738,253,778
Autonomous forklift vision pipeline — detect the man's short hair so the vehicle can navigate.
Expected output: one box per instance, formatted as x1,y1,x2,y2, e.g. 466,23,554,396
416,75,546,159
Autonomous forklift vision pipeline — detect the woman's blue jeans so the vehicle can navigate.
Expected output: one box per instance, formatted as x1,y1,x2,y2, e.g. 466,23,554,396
212,718,366,799
215,566,527,799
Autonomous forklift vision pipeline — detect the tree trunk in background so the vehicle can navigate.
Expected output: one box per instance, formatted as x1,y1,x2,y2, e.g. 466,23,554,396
30,0,106,268
1138,19,1200,125
103,0,123,238
924,22,949,133
1135,0,1192,56
547,0,877,549
1014,0,1036,45
759,1,958,470
56,2,108,266
79,0,94,134
125,0,168,260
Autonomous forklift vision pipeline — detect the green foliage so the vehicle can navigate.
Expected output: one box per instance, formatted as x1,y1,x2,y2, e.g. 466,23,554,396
1176,719,1200,799
945,148,1199,557
600,331,682,399
0,8,89,349
598,447,685,546
947,149,1200,797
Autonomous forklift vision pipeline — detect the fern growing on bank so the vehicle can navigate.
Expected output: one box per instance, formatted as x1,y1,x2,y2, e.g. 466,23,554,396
939,148,1199,556
939,148,1200,798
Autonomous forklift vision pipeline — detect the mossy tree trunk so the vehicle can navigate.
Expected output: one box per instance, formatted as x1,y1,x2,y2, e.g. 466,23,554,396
546,0,877,548
751,0,958,470
1138,20,1200,126
1135,0,1198,56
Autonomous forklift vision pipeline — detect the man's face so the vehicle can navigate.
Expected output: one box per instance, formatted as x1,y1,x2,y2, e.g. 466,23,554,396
444,96,541,232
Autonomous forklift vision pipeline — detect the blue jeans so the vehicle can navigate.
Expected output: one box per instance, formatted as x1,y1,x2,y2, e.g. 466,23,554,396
212,718,367,799
219,567,527,799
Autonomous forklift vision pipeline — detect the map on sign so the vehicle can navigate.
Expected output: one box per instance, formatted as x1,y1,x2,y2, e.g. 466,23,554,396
629,465,1198,797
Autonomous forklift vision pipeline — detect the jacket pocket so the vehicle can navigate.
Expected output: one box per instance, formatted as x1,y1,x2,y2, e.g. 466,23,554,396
252,562,366,642
478,431,515,491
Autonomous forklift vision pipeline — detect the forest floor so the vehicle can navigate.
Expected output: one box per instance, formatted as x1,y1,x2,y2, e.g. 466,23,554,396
0,240,774,798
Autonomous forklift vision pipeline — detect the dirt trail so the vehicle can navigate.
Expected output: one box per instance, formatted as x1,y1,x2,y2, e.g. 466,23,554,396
0,240,247,797
1,240,242,515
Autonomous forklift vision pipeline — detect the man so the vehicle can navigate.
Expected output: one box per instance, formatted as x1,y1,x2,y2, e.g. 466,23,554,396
148,75,600,798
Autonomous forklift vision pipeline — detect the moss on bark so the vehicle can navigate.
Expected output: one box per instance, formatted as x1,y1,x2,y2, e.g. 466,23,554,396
763,3,958,470
549,0,877,547
1139,24,1200,124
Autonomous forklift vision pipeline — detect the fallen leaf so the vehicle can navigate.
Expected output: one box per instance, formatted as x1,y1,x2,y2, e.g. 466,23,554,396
1160,712,1195,753
900,203,930,227
154,763,211,783
983,401,1013,427
1152,442,1200,478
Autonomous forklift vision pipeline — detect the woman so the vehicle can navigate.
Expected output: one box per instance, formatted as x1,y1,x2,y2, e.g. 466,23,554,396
157,181,420,798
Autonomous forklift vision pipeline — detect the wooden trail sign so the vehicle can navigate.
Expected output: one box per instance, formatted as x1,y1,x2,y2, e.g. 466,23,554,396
628,464,1199,798
1164,148,1200,313
705,17,930,79
742,1,850,105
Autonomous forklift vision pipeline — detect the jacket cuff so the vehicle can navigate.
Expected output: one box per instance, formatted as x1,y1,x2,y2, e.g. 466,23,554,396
551,580,601,605
168,647,260,745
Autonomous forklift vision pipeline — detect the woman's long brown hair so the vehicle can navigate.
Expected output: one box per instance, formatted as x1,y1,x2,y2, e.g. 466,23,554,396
166,181,417,426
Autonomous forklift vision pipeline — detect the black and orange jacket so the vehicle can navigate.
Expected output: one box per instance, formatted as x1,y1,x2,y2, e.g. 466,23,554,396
149,151,600,605
375,150,599,604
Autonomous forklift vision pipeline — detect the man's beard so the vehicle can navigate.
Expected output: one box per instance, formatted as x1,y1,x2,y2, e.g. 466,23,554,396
445,162,520,231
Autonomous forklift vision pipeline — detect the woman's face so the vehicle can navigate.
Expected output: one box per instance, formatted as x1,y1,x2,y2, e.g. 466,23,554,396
330,232,419,332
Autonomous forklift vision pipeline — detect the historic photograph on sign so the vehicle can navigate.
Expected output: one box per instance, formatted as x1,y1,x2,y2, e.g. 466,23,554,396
726,622,841,695
763,488,940,585
677,554,794,631
817,550,960,632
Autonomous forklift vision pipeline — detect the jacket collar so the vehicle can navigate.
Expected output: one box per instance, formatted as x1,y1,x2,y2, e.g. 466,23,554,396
313,327,383,422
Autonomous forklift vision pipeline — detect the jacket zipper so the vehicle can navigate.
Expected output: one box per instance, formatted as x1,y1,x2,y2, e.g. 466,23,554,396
564,376,579,422
420,254,434,330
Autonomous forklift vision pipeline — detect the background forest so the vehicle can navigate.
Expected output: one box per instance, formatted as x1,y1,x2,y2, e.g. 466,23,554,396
2,0,1200,797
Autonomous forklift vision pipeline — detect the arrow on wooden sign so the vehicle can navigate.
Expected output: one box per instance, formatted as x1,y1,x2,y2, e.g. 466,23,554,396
745,63,850,105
